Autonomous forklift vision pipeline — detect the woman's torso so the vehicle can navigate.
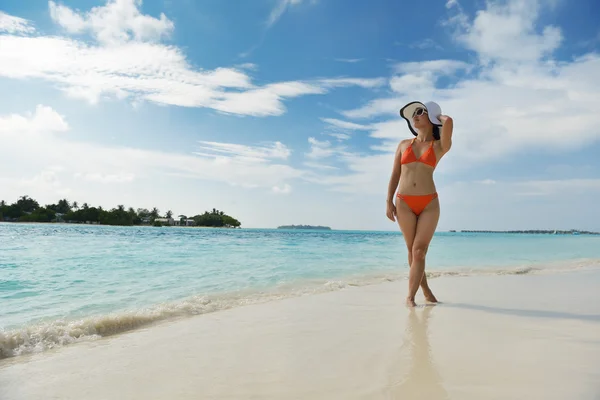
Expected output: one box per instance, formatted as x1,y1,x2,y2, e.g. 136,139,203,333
397,138,441,195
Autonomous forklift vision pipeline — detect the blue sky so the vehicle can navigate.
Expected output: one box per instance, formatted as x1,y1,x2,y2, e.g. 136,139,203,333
1,0,599,231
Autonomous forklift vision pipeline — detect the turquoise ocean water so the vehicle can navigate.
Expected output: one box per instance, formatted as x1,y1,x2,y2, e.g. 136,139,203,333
2,223,600,359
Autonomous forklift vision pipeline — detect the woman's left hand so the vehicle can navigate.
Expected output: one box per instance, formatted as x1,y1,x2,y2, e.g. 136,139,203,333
438,114,451,124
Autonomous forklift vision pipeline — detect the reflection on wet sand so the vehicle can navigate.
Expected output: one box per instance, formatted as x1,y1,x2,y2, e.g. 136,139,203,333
389,305,449,399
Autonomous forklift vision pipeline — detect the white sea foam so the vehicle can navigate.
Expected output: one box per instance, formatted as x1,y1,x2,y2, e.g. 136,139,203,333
2,258,599,360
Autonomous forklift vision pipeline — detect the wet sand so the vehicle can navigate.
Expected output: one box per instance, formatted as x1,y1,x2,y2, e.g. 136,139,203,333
2,269,600,400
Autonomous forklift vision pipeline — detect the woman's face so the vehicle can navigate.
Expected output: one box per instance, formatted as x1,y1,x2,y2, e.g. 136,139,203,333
412,107,431,130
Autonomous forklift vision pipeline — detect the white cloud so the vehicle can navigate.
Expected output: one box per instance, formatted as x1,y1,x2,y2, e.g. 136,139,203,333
513,178,600,196
48,0,174,45
306,137,335,159
0,105,69,136
236,63,258,71
437,178,600,231
393,59,470,75
334,58,364,63
341,97,400,120
442,0,469,31
305,152,390,195
18,169,70,196
318,77,387,89
272,183,292,194
390,59,471,95
267,0,312,28
75,172,136,183
301,137,355,177
0,35,374,116
321,118,371,131
0,106,304,195
366,120,406,141
0,33,252,107
451,0,563,64
341,60,471,119
209,81,326,116
319,118,372,142
576,30,600,49
0,11,35,34
48,2,86,34
410,38,443,50
240,0,319,58
303,161,339,170
0,3,383,117
327,133,351,141
195,141,292,163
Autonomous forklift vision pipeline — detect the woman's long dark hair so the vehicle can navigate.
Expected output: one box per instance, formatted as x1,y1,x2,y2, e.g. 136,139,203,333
433,125,440,140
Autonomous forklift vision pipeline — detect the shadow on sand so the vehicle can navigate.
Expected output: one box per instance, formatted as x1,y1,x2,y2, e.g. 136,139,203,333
440,302,600,323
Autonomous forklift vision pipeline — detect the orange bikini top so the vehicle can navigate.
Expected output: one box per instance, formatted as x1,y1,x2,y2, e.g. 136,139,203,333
401,138,437,167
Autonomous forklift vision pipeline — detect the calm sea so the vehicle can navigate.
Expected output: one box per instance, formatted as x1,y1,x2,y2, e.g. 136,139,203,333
2,223,600,359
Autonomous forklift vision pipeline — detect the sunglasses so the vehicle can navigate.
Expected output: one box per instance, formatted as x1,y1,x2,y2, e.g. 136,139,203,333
412,107,428,118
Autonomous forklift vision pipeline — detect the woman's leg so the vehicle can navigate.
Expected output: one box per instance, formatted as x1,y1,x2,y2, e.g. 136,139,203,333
396,198,436,299
418,260,437,303
396,196,417,253
406,198,440,306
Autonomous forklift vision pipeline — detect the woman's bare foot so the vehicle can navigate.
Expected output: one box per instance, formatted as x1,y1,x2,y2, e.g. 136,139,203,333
406,297,417,307
424,293,438,303
422,289,438,303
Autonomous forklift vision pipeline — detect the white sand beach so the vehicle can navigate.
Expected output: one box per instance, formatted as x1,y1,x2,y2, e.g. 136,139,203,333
1,269,600,400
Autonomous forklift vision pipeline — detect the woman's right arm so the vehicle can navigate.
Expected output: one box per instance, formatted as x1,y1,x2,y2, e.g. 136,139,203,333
386,142,403,220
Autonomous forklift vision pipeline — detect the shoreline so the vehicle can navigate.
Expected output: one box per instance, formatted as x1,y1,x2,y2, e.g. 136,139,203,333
2,269,599,399
455,229,600,235
0,221,240,229
2,259,599,361
3,222,599,235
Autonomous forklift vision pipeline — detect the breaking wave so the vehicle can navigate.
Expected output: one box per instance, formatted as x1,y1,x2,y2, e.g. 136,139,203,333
2,258,599,360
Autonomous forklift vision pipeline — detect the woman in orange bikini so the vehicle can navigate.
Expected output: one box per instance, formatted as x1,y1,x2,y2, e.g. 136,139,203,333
385,101,453,307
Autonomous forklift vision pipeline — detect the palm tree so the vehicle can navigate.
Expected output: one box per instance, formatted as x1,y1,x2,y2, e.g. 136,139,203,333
72,201,79,210
17,195,39,212
57,199,71,214
166,210,173,219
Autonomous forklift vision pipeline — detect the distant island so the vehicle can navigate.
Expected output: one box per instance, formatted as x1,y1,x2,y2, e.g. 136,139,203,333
0,195,241,228
450,229,599,235
277,225,332,230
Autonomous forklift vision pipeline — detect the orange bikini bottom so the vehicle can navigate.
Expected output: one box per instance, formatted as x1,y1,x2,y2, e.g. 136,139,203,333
396,192,438,216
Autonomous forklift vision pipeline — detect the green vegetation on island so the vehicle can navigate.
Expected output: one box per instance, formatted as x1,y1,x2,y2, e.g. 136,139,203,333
277,225,331,230
0,195,241,228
